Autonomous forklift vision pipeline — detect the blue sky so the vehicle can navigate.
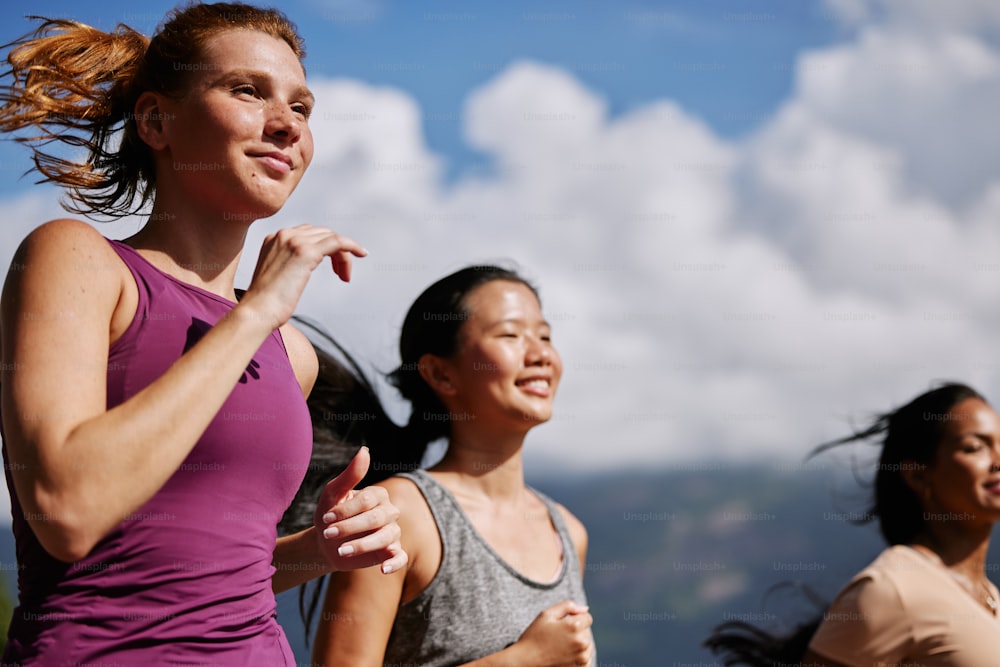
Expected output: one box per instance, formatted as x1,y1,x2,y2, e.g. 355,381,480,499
0,0,842,189
2,0,1000,474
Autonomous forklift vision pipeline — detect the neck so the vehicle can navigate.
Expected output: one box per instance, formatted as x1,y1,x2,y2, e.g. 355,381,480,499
912,521,993,582
125,198,252,298
430,425,529,503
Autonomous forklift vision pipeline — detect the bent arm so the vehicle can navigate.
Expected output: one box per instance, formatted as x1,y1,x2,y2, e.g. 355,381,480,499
313,560,405,667
457,598,593,667
1,220,282,562
312,475,416,666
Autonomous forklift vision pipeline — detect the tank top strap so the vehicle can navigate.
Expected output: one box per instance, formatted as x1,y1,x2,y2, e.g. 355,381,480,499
106,238,153,326
397,470,576,583
530,487,582,579
386,469,593,667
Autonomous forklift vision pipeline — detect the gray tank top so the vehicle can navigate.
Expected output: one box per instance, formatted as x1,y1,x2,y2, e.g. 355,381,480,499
384,470,595,667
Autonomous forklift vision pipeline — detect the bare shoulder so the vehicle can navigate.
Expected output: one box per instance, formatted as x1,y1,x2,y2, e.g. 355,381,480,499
3,218,130,322
379,475,432,521
279,321,318,397
11,218,120,269
18,217,110,246
378,474,439,596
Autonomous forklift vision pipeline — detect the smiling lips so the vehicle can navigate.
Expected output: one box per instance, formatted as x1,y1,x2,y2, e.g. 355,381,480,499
252,151,293,174
517,376,552,397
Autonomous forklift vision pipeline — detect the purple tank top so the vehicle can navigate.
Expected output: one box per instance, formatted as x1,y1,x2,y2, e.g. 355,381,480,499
2,239,314,665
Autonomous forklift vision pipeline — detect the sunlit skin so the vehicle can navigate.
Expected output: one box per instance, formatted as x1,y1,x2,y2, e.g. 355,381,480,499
435,280,563,439
429,280,567,582
149,30,314,223
904,397,1000,594
916,398,1000,526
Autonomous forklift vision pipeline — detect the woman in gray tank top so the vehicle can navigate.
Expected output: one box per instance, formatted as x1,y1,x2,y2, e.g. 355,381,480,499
283,265,595,666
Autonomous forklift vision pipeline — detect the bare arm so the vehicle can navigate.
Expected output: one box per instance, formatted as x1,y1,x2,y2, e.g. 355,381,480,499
312,476,419,666
1,220,366,562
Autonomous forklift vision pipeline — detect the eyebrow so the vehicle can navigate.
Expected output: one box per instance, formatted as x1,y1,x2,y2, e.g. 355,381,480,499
217,68,315,103
952,430,995,442
489,317,552,329
295,84,316,106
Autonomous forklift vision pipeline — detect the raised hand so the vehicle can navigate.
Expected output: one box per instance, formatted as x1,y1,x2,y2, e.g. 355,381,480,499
239,225,368,331
314,447,408,574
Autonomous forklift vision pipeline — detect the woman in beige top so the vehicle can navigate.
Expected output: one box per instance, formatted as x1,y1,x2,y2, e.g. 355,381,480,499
705,382,1000,666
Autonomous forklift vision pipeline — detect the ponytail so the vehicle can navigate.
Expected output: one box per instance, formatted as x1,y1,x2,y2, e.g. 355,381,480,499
704,616,824,666
386,358,451,454
0,18,151,217
0,3,306,219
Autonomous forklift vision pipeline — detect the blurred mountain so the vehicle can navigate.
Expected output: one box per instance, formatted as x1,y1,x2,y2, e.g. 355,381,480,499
278,463,892,665
7,464,996,665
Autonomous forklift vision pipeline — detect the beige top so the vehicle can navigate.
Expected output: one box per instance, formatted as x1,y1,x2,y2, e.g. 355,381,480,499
808,545,1000,666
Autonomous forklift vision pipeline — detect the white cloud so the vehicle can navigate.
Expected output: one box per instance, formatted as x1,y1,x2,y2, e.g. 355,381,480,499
793,29,1000,206
2,3,999,486
824,0,1000,36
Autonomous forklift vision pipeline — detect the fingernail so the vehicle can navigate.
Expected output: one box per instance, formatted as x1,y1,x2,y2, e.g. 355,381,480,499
322,513,335,523
338,544,354,557
381,562,393,574
324,526,339,538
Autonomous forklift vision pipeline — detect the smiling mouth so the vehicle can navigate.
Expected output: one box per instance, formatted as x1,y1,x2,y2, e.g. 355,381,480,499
251,153,293,174
516,378,552,396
